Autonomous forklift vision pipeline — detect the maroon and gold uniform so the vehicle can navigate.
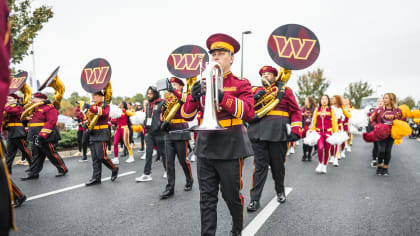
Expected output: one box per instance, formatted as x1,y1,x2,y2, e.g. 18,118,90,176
247,66,301,209
181,33,254,235
24,95,68,179
4,101,32,173
87,101,118,181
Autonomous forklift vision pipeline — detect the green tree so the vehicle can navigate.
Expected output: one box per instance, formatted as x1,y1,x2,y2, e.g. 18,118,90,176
132,93,145,104
344,81,374,109
398,96,416,109
296,68,329,106
8,0,54,65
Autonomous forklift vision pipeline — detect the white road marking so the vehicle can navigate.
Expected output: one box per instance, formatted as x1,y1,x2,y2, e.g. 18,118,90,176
27,171,137,201
242,187,293,236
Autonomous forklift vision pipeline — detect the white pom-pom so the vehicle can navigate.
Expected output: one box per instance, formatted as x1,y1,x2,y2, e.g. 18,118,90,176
109,104,123,119
333,107,344,121
327,132,341,145
130,111,145,125
349,125,361,134
338,130,349,143
303,130,320,146
349,109,368,129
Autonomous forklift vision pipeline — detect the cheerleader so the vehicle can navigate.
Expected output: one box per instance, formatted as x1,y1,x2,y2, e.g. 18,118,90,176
329,95,350,166
370,93,402,176
343,98,354,152
301,96,316,161
311,95,338,174
111,101,135,164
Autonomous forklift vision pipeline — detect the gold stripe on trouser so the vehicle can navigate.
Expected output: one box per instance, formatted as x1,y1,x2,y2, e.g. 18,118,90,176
103,142,116,169
0,141,17,230
49,143,67,172
123,127,132,156
335,145,340,159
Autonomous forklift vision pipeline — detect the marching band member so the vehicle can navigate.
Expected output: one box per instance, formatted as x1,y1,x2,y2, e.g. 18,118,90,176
181,33,254,236
158,77,193,199
74,103,88,162
136,86,167,182
21,92,68,180
247,66,301,212
312,95,338,174
84,91,119,186
4,94,32,173
370,93,402,176
111,101,135,164
301,96,316,161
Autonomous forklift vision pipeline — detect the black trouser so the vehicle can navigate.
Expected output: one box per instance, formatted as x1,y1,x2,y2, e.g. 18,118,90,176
129,126,134,144
90,141,116,180
250,141,287,201
77,130,83,152
82,132,89,157
302,144,313,158
197,157,244,235
6,138,32,173
377,136,394,166
30,142,67,175
165,140,193,191
139,132,145,150
0,153,13,235
144,134,166,175
372,142,378,160
11,180,24,200
107,127,112,151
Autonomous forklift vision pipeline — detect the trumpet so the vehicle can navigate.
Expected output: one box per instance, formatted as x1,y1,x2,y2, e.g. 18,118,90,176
193,61,225,131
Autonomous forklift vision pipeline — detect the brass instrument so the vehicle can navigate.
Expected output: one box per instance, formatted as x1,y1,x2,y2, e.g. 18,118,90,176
186,77,197,94
193,61,224,131
254,67,291,118
86,83,112,131
21,66,64,121
162,92,181,124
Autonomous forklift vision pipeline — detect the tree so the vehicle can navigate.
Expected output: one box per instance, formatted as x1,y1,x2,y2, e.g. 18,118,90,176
8,0,54,65
398,96,416,109
343,81,374,109
296,68,329,106
132,93,145,104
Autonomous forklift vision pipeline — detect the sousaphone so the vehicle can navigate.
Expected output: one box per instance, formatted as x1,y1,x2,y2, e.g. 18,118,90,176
9,71,31,106
80,58,112,131
255,24,321,118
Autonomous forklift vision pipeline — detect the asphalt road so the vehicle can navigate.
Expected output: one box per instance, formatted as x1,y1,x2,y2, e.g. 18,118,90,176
8,135,420,236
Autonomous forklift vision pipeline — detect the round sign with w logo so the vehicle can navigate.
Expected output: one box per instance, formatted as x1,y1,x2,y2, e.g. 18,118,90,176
167,45,209,78
81,58,112,93
9,71,28,94
267,24,320,70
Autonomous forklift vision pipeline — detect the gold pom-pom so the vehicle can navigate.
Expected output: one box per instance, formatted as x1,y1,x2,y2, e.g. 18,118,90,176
398,104,410,119
132,125,143,133
391,120,412,145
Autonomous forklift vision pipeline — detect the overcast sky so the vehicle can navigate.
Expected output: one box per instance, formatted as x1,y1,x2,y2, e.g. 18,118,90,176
15,0,420,102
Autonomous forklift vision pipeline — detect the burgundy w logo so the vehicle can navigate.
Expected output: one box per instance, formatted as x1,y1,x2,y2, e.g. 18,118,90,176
10,76,25,89
272,36,316,60
84,66,109,85
171,53,205,71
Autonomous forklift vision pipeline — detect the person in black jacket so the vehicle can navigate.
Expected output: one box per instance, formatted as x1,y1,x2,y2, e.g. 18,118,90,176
135,86,167,182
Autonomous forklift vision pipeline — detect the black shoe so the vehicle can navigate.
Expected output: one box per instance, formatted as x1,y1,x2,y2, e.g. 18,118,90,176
229,230,242,236
55,170,68,177
13,195,27,208
301,155,306,161
20,174,39,181
85,179,101,186
382,168,389,176
247,200,260,212
277,192,286,203
159,189,174,199
24,168,31,173
184,179,193,191
140,148,144,151
307,155,312,161
79,157,88,162
111,167,119,181
376,167,383,175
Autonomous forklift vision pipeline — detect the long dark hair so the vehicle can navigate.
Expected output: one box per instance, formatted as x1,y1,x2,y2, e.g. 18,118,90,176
318,94,331,107
305,96,317,113
121,101,128,110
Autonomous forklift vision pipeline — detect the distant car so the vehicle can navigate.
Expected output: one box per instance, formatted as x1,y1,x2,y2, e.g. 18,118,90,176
360,96,379,110
58,114,78,130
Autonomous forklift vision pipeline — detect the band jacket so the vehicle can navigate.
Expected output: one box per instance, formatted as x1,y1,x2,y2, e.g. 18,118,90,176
3,103,26,139
145,98,165,138
88,102,110,142
181,72,254,159
74,108,86,131
311,106,339,135
28,103,61,142
248,84,302,142
371,107,402,127
165,90,190,141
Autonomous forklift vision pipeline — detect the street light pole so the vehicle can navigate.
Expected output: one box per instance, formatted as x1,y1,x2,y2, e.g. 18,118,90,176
240,31,252,79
